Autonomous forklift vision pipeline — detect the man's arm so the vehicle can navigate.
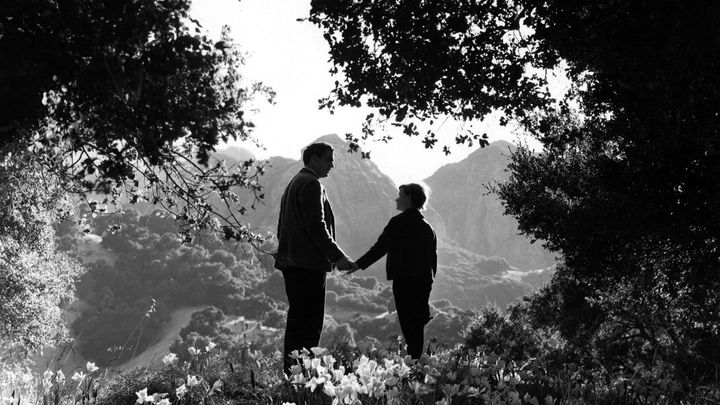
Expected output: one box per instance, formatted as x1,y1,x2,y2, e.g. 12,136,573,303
300,179,345,262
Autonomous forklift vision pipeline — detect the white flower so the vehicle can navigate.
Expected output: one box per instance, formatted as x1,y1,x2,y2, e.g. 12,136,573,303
354,355,369,368
410,381,433,396
424,374,436,385
310,347,328,356
324,384,337,397
336,374,360,404
332,366,346,382
56,369,65,384
290,373,306,384
311,357,322,370
135,388,150,404
247,349,262,361
322,354,336,368
290,364,303,375
187,375,200,387
205,341,217,352
397,361,411,379
305,376,326,392
365,376,387,399
157,399,170,405
175,384,187,398
42,370,54,387
524,393,540,405
282,402,297,405
162,353,178,365
71,371,86,382
188,347,199,357
86,362,99,373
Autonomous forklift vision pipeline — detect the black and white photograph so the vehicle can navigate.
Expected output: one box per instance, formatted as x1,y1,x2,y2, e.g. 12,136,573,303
1,0,718,403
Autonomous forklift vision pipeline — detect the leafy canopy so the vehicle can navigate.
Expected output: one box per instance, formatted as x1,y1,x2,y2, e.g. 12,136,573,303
308,0,557,151
1,0,274,242
0,143,84,352
310,0,720,388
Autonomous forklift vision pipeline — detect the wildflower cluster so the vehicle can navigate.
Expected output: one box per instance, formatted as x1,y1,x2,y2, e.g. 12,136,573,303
133,373,210,405
36,361,103,405
3,339,706,404
284,347,555,405
130,342,222,404
286,347,410,404
0,360,35,404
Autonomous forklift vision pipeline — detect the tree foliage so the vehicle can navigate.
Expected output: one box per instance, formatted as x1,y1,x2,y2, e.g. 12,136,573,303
308,0,556,151
68,210,270,364
310,0,720,390
1,0,274,242
0,142,84,351
169,306,235,362
0,0,273,354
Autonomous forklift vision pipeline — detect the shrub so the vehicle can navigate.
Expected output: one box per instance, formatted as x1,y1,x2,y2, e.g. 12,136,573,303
463,305,543,361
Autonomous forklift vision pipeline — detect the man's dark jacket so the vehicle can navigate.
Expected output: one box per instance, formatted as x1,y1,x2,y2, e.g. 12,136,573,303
274,167,344,272
356,208,437,281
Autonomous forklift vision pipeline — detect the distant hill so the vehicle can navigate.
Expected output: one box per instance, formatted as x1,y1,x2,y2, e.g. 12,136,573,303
212,145,256,164
425,141,556,270
432,242,534,309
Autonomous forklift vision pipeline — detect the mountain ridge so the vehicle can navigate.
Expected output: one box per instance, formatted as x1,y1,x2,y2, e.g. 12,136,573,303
424,140,555,270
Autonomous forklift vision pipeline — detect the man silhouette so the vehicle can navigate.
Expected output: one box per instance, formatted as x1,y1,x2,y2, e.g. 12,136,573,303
274,142,356,375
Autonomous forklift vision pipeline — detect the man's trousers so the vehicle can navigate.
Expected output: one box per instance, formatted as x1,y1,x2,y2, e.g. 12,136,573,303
282,267,327,375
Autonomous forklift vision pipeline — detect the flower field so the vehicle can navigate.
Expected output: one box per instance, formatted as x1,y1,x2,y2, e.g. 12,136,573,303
2,336,701,405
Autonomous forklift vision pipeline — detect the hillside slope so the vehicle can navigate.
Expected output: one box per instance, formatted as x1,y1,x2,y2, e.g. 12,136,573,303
425,141,555,270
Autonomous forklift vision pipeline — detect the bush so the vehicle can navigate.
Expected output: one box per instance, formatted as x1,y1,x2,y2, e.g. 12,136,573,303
99,341,280,405
463,305,543,361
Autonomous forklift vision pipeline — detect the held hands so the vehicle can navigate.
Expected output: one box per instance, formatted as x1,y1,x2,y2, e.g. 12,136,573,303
335,256,360,274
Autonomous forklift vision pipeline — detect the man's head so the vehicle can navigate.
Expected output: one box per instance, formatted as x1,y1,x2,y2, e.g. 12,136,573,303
302,142,335,178
396,183,427,211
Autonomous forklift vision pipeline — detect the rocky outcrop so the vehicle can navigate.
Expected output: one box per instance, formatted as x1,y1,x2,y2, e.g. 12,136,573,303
425,141,555,270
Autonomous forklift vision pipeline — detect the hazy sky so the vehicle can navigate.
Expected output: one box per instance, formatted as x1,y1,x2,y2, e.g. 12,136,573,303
190,0,543,185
